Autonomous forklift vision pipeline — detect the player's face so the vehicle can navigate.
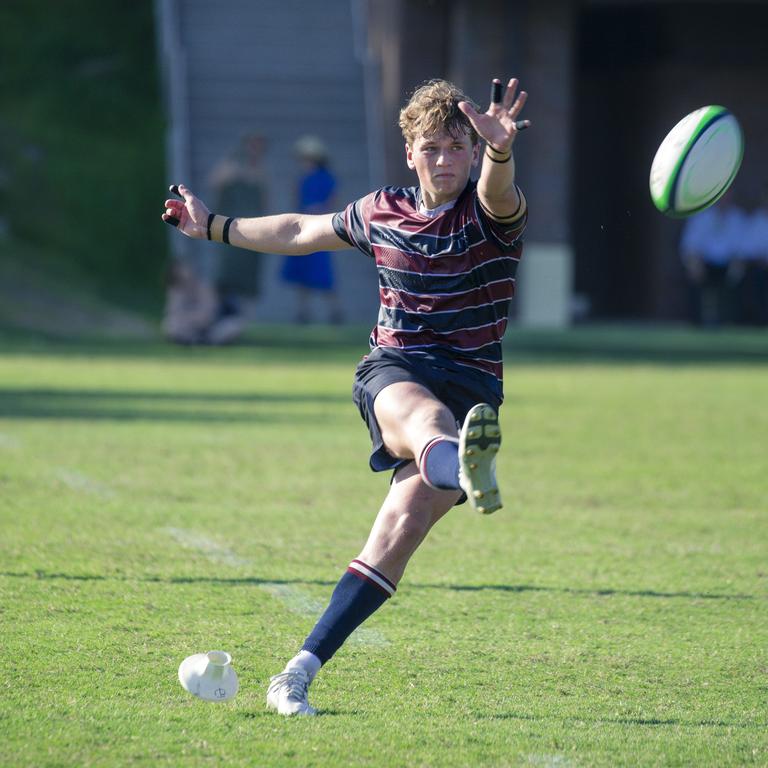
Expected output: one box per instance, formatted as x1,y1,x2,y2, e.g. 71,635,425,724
406,130,480,208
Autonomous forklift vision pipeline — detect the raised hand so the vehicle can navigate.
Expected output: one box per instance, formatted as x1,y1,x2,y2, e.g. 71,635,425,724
161,184,210,239
458,78,530,154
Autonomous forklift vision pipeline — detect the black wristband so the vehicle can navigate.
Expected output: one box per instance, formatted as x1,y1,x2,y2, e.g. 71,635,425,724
206,213,215,240
485,149,511,163
222,217,233,245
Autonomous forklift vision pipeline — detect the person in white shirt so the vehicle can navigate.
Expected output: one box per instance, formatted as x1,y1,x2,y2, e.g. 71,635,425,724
679,190,748,327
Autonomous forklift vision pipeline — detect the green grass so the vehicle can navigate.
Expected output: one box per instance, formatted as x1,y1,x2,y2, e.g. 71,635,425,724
1,327,767,767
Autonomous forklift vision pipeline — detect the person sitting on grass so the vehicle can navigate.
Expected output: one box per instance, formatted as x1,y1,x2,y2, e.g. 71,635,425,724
161,76,530,716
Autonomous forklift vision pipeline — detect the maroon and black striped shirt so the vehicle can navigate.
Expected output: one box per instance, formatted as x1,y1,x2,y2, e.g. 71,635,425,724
332,181,527,392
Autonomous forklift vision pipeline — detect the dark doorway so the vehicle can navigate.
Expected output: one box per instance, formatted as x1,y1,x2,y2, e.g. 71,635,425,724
573,2,768,320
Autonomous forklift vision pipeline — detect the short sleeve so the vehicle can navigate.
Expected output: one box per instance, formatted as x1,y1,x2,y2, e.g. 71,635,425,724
474,186,528,252
331,191,377,257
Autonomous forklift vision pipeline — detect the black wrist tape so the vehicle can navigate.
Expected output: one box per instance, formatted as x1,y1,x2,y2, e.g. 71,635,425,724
485,149,512,163
222,217,233,245
206,213,215,240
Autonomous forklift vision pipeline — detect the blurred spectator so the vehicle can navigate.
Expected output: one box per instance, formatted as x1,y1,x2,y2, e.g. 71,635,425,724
162,260,218,344
207,132,270,341
679,190,748,327
738,187,768,326
280,135,343,324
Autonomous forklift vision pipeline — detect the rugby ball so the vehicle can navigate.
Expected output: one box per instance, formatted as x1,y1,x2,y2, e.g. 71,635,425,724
649,106,743,218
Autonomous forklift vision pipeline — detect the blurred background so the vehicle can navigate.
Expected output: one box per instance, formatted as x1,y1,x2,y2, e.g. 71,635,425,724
2,0,767,338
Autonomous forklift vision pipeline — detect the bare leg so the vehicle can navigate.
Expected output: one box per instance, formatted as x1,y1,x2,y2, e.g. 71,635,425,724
267,381,465,715
358,461,461,584
373,381,459,461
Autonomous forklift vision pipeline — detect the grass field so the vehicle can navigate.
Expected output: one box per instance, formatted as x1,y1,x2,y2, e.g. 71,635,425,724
1,326,766,767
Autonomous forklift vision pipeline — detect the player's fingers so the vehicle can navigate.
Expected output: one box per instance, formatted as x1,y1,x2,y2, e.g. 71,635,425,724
170,183,197,202
490,79,504,106
514,120,531,132
501,78,519,110
458,100,479,119
509,90,528,118
177,183,196,201
162,214,180,227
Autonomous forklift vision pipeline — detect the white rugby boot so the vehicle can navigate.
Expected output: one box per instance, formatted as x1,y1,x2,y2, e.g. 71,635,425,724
459,403,502,514
266,668,317,716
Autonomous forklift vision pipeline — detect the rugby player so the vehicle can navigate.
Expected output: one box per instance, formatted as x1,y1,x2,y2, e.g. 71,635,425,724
162,77,529,715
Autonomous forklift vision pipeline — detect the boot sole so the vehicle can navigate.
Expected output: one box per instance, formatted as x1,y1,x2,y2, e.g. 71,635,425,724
459,404,502,514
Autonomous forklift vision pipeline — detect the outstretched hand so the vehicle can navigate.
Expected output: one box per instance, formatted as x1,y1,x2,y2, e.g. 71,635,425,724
458,78,529,154
161,184,210,239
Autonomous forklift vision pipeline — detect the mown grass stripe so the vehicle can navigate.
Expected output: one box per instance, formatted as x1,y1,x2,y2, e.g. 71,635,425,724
163,527,388,647
53,467,114,498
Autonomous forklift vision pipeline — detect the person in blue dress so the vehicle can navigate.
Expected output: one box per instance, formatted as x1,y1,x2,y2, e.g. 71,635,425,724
281,136,344,323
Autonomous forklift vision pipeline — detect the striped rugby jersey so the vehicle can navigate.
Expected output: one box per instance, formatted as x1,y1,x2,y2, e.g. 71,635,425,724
332,180,527,391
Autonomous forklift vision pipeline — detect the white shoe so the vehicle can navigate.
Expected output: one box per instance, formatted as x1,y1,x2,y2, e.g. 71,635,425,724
266,669,317,716
459,403,502,514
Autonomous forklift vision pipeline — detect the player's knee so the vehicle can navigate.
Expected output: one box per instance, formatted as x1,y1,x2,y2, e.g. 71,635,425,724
415,401,454,437
399,405,456,459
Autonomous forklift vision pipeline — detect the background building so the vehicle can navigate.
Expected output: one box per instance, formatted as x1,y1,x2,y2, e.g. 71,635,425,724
157,0,768,324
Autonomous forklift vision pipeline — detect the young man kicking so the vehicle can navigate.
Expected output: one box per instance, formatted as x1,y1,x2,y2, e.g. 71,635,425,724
162,77,529,715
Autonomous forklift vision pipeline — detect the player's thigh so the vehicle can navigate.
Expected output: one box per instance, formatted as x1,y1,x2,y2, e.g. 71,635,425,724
373,381,458,460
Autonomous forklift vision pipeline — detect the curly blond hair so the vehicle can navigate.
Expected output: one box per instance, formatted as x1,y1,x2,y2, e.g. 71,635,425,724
398,79,479,146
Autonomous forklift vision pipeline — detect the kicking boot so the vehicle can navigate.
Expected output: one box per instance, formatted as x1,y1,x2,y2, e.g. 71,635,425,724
459,403,502,514
266,668,317,716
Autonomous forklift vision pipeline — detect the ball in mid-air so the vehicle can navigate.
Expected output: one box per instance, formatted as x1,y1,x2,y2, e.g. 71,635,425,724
649,105,743,218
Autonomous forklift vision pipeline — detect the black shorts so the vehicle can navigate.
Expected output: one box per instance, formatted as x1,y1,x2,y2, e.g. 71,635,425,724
352,346,503,473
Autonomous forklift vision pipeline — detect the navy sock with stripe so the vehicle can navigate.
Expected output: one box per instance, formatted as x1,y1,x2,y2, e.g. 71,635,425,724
301,559,396,665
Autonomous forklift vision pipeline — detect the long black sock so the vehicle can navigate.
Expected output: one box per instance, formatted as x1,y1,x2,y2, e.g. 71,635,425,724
301,559,396,664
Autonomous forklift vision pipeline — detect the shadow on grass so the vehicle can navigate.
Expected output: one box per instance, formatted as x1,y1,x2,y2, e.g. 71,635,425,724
416,582,757,601
3,325,767,423
480,711,759,729
2,571,756,601
0,388,350,422
237,708,347,719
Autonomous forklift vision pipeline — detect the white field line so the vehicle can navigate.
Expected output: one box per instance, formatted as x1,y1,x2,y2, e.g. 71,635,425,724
54,468,114,498
164,526,250,567
527,755,577,768
162,526,389,647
